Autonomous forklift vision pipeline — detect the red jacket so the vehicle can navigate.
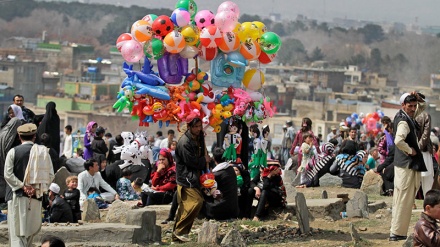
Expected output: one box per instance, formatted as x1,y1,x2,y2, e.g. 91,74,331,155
151,164,177,192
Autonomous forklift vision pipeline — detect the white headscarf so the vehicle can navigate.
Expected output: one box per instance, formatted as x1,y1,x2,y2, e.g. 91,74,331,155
10,104,24,120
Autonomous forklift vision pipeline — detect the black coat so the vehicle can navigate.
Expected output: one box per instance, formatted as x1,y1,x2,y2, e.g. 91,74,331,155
63,188,80,213
49,195,74,223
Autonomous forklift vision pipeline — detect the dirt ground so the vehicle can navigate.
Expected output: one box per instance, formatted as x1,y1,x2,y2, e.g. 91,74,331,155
160,185,422,247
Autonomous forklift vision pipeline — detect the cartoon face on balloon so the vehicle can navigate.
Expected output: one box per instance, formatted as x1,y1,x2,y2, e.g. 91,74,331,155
180,25,200,46
143,38,164,60
259,32,281,54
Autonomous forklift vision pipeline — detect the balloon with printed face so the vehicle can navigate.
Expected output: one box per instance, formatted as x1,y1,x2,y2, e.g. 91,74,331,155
143,38,165,60
241,22,259,40
259,32,281,54
152,15,175,38
233,22,247,42
195,10,215,29
180,25,200,46
252,21,267,37
217,1,240,18
214,10,238,32
163,30,186,53
131,20,154,43
239,38,261,60
218,31,240,53
116,33,133,52
171,8,191,27
121,40,144,63
175,0,198,19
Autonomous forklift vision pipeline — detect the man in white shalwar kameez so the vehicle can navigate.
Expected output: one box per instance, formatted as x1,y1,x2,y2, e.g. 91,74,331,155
4,123,54,247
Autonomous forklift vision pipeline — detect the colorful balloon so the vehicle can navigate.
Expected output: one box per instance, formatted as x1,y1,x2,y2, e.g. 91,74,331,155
141,14,158,25
175,0,198,18
252,21,267,37
171,8,191,27
180,25,200,46
214,10,238,32
217,1,240,18
259,32,281,54
195,10,215,30
218,31,241,53
226,51,248,67
242,69,265,91
116,33,133,51
121,40,144,63
199,26,222,48
163,30,186,53
258,51,277,64
131,20,153,43
241,22,259,40
233,22,247,42
157,53,188,84
198,46,218,61
143,38,164,60
152,15,175,38
239,39,261,60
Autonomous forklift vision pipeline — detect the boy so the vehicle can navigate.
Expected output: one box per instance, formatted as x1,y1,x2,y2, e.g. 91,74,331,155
87,187,108,209
63,176,81,222
47,183,74,223
91,126,108,170
413,189,440,246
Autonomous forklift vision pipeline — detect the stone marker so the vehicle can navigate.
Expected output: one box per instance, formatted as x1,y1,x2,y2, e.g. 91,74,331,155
52,167,71,194
285,184,297,204
198,221,219,244
360,170,383,195
82,199,100,222
319,173,342,187
349,223,360,244
321,190,328,199
106,200,136,223
295,192,310,234
125,208,161,244
283,170,296,185
220,228,247,247
346,191,369,218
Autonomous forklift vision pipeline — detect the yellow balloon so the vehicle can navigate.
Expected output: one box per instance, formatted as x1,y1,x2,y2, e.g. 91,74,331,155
242,69,265,91
233,22,247,42
241,22,259,41
252,21,267,38
180,25,200,46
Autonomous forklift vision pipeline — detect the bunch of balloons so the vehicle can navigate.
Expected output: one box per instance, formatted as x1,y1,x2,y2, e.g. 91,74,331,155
114,0,281,130
343,110,385,135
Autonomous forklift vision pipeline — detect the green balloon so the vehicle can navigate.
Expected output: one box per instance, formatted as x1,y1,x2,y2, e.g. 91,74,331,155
259,32,281,54
175,0,198,18
143,38,164,60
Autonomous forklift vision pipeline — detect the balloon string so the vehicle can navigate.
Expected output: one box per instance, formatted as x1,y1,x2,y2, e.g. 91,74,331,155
195,57,199,76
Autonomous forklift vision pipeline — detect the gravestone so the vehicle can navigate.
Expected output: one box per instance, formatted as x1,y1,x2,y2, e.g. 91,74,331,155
321,190,328,199
198,221,218,244
360,170,383,195
285,184,297,203
283,170,296,185
346,191,369,218
82,199,100,222
220,228,246,247
295,192,310,234
106,200,137,223
52,167,71,194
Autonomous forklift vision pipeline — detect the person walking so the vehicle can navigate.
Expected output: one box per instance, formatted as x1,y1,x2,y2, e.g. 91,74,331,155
4,123,54,246
389,92,427,241
172,118,211,242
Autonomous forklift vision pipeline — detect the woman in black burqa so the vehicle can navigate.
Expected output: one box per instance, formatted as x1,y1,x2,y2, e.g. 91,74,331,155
37,101,61,155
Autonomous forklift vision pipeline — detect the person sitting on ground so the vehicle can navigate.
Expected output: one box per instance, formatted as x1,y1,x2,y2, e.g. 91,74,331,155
413,189,440,247
116,168,139,201
47,183,73,223
41,235,66,247
65,148,85,174
77,159,119,207
247,161,286,221
91,126,108,170
306,141,337,187
63,176,81,223
87,187,108,209
140,148,176,206
330,150,367,189
203,147,239,220
365,147,379,171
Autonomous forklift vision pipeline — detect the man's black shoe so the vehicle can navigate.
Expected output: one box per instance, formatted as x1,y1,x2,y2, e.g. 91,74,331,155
389,234,407,241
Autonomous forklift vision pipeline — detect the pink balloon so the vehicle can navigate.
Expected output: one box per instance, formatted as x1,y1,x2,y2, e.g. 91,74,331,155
217,1,240,18
195,10,215,30
121,40,144,63
215,10,238,32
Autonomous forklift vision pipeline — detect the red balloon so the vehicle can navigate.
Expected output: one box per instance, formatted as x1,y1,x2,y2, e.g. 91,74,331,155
152,15,174,38
258,51,277,64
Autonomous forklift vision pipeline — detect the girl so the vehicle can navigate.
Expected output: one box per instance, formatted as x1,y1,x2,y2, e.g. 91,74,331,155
296,133,316,188
83,121,97,160
116,168,139,201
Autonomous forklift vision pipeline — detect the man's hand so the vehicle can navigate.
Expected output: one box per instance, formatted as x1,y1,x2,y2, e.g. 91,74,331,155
409,147,417,156
23,185,35,197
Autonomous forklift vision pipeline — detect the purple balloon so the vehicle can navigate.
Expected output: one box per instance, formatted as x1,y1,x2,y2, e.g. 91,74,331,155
157,53,188,84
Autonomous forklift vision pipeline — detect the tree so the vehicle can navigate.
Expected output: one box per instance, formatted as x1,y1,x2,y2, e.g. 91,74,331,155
358,24,384,44
369,48,382,71
277,38,307,65
239,14,261,23
309,46,325,61
437,33,440,38
271,22,286,37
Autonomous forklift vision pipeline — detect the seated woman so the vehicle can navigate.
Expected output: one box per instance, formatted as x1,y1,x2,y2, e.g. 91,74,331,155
330,150,367,189
203,147,239,221
247,161,286,221
140,148,176,206
116,168,139,201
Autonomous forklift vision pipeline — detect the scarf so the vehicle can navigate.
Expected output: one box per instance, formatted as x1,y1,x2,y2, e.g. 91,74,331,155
0,118,21,164
23,144,54,198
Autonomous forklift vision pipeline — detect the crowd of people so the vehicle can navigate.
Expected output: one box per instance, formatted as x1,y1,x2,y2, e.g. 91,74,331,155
2,92,440,246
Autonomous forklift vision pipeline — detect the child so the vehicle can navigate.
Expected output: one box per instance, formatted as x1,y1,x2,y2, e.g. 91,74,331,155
168,140,177,160
413,189,440,246
87,187,108,209
91,126,108,170
296,133,316,188
132,177,151,196
63,176,81,222
232,165,244,196
116,168,139,201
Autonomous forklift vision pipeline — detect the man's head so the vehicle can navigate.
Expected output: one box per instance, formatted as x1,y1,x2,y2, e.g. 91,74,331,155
423,189,440,220
369,147,379,159
331,126,337,133
212,147,225,164
104,132,112,140
13,94,24,107
349,127,357,140
156,131,163,137
49,183,60,198
96,126,106,137
187,117,203,137
286,120,293,127
400,93,419,118
84,159,98,174
64,125,72,135
167,129,175,139
41,235,65,247
17,123,37,142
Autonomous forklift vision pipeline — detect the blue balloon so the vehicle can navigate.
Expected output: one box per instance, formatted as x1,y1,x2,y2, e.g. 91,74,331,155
351,113,358,119
377,110,385,118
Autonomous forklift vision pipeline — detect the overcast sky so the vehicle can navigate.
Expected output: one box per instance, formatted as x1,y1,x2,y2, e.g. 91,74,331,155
96,0,439,26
